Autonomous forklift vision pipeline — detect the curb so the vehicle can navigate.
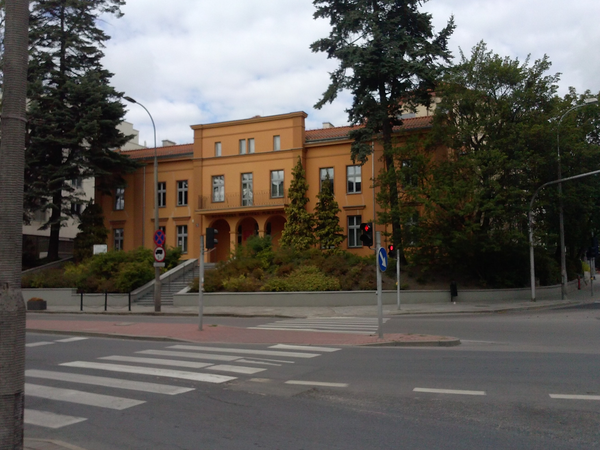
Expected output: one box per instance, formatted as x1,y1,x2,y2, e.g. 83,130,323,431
361,338,461,347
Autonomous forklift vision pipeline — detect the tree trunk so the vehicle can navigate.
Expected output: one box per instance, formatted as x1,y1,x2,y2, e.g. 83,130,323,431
47,191,63,261
0,0,30,448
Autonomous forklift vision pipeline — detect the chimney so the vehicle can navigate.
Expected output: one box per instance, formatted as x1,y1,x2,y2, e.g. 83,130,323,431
162,139,176,147
322,122,335,129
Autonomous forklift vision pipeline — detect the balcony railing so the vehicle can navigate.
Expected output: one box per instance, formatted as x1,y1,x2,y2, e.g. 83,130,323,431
198,189,287,211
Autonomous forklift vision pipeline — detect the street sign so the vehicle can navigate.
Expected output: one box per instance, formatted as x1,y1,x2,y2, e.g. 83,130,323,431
153,229,166,247
154,246,166,263
377,247,388,272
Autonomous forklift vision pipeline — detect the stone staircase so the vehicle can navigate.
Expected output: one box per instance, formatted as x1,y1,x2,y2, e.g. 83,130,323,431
136,262,215,306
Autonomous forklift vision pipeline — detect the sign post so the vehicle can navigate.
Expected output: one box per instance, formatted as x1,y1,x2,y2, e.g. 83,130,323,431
376,232,386,339
397,248,401,310
198,236,204,331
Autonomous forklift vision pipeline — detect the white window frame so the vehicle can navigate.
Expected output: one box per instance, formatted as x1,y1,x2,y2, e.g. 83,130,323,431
248,138,255,154
115,188,124,210
271,170,284,198
212,175,224,202
177,180,188,206
114,228,124,251
347,165,362,194
320,167,334,193
157,182,166,208
273,135,281,151
241,173,253,206
215,141,222,157
239,139,246,155
348,216,362,248
177,225,188,253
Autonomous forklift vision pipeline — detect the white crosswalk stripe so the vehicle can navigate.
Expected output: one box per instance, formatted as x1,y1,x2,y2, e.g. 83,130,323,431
25,409,87,429
26,369,194,395
249,317,388,334
26,343,337,429
25,383,145,410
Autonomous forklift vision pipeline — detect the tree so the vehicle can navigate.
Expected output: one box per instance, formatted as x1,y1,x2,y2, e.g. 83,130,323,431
311,0,454,251
314,174,345,251
415,42,565,286
24,0,138,261
73,203,109,262
0,0,29,446
281,156,316,249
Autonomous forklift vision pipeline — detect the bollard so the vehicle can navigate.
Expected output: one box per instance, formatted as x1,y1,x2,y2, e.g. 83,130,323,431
104,291,108,311
450,281,458,302
128,292,131,312
80,292,83,311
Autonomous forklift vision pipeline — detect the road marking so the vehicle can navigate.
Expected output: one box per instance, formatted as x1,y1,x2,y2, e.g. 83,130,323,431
24,409,87,429
55,337,89,343
25,383,145,410
25,370,193,395
268,344,341,352
250,327,374,334
235,359,282,366
251,318,388,335
413,388,486,396
550,394,600,401
60,361,236,384
285,380,348,388
206,364,266,374
26,342,54,347
137,349,241,361
168,345,320,358
99,355,212,369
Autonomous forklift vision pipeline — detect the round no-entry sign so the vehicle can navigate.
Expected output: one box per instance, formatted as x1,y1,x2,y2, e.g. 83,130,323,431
154,229,166,247
154,246,166,263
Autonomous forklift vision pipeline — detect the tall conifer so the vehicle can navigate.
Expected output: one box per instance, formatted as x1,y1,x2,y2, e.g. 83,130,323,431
25,0,138,260
281,156,315,249
314,174,345,252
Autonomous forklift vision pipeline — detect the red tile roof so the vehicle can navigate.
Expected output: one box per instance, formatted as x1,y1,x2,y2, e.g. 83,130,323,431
305,116,432,142
118,143,193,160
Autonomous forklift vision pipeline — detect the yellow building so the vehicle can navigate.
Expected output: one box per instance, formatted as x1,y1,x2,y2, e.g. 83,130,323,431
98,111,434,262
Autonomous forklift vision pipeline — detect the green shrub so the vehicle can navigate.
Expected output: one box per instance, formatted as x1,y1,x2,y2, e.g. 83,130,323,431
261,266,340,292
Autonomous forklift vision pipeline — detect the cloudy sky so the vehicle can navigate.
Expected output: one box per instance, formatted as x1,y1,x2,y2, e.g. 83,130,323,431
100,0,600,147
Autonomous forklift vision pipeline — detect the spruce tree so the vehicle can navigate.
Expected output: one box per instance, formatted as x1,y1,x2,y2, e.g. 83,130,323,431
311,0,454,252
281,156,315,249
73,203,109,262
24,0,138,261
314,174,345,252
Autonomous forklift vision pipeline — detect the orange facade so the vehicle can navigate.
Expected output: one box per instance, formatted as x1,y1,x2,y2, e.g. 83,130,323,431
98,111,434,262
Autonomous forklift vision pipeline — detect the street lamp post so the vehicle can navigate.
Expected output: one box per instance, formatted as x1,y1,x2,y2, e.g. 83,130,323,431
556,97,598,299
123,96,161,312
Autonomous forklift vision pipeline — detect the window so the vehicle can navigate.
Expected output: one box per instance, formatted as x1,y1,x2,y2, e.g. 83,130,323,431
212,175,224,202
177,180,188,206
159,226,166,236
271,170,284,198
348,216,362,248
248,138,255,154
320,167,334,193
215,142,222,157
241,173,253,206
158,182,166,208
273,135,281,151
71,178,82,189
239,139,246,155
177,225,188,253
404,212,419,246
347,165,362,194
115,188,124,210
71,202,82,215
402,160,418,188
114,228,124,251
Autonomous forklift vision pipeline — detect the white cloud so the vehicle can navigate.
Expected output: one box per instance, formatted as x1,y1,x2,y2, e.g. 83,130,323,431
101,0,600,145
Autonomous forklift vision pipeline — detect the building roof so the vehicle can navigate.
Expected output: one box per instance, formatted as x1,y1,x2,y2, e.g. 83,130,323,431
305,116,432,143
118,143,193,161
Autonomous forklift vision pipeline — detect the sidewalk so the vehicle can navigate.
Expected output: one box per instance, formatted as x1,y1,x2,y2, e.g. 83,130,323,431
26,298,596,347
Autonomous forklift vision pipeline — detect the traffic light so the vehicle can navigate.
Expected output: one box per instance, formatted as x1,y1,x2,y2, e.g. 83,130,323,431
206,227,218,249
359,222,373,247
388,244,396,258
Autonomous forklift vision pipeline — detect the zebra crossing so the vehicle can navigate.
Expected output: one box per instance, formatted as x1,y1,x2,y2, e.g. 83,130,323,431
25,337,341,429
249,317,389,334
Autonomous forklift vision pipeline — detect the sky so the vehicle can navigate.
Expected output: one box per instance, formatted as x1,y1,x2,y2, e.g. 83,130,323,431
100,0,600,147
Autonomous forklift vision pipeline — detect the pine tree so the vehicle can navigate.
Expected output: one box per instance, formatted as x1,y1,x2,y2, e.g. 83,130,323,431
24,0,138,261
311,0,454,251
73,203,109,262
280,156,315,249
314,174,345,252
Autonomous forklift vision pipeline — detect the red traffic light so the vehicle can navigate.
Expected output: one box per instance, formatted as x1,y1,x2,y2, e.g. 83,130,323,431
364,225,370,231
388,244,394,251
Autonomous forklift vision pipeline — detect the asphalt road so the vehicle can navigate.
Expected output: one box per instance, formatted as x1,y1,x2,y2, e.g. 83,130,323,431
24,306,600,449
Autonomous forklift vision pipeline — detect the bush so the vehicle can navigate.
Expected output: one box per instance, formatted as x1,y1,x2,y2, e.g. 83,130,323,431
261,266,341,292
